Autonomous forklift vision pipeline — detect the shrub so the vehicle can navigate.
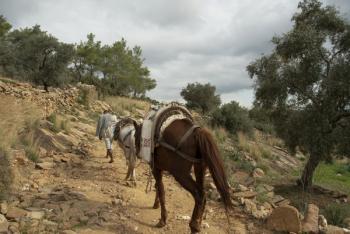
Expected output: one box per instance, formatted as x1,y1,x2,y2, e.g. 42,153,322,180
77,88,90,107
211,101,253,135
181,82,221,114
60,119,71,134
21,132,40,162
0,148,12,200
323,203,350,227
47,113,60,133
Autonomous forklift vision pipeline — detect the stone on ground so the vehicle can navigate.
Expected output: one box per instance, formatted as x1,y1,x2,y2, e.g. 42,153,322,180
35,162,55,170
302,204,319,233
0,202,7,215
0,214,9,233
266,205,301,233
5,207,27,220
252,168,265,178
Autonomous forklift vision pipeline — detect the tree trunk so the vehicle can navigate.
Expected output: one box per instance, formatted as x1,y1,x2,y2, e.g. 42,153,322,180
43,82,49,92
297,152,321,190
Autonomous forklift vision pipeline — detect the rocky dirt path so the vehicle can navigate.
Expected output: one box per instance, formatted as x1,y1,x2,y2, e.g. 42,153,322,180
3,118,266,234
63,135,248,234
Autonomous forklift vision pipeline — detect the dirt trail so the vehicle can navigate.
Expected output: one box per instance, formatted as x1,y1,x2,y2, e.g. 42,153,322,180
16,118,253,234
68,133,247,233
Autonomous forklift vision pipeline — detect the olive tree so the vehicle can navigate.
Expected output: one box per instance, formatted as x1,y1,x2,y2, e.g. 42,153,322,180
247,0,350,189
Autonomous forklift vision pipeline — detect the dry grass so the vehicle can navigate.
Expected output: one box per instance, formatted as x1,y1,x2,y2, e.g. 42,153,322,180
104,96,150,118
237,131,272,160
212,127,229,144
47,113,71,134
0,95,41,199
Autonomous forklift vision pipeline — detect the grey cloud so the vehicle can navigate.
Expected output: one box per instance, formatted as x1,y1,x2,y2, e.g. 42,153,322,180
1,0,349,107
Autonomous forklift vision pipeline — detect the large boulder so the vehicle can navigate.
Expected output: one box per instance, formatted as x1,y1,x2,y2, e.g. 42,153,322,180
302,204,319,233
266,205,301,233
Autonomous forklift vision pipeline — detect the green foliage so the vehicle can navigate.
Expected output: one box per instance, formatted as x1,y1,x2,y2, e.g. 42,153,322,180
323,203,350,227
249,106,274,134
0,16,15,76
0,16,155,97
212,101,253,135
181,82,221,114
7,25,74,90
0,15,11,37
77,88,90,107
314,162,350,195
0,148,12,200
247,0,350,188
71,34,156,97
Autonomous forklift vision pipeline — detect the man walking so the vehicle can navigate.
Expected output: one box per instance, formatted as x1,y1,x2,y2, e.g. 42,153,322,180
96,109,118,163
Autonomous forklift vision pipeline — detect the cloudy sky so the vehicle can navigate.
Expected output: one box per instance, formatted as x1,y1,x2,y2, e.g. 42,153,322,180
1,0,349,107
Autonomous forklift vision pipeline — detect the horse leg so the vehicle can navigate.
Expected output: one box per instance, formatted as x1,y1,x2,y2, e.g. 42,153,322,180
124,150,131,180
153,186,160,209
129,155,137,186
194,164,207,229
174,173,203,233
153,168,167,227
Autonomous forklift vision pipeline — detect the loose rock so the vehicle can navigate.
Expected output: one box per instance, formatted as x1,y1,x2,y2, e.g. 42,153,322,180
35,162,55,170
252,168,265,178
302,204,319,233
0,202,7,215
266,205,301,233
0,214,9,233
6,207,27,220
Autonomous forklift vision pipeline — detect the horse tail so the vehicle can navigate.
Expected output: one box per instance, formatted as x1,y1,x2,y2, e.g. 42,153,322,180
195,128,232,209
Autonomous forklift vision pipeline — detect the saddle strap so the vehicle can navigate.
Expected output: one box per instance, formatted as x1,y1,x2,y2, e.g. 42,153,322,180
176,125,200,151
157,124,201,163
158,141,201,163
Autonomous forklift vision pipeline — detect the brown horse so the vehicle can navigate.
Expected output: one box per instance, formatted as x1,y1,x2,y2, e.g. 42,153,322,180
133,118,232,233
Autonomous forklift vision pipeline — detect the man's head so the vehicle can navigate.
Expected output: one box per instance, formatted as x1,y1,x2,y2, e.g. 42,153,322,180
103,108,112,114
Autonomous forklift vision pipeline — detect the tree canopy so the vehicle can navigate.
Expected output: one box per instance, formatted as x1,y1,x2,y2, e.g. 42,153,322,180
180,82,221,114
0,15,156,97
9,25,74,90
247,0,350,189
71,34,156,98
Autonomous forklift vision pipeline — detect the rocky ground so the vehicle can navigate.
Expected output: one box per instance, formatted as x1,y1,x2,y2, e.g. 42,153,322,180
0,114,264,233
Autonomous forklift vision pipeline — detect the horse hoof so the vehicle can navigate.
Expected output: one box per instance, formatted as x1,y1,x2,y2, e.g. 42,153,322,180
155,220,166,228
152,204,160,209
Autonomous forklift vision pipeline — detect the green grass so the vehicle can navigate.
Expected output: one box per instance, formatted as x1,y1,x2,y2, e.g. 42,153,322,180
314,162,350,195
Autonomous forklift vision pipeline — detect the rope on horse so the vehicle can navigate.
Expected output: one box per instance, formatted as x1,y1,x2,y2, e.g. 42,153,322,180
145,166,153,193
145,153,155,193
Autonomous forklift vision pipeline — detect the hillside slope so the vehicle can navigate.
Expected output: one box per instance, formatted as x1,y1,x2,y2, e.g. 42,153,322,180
0,79,268,234
1,79,348,234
